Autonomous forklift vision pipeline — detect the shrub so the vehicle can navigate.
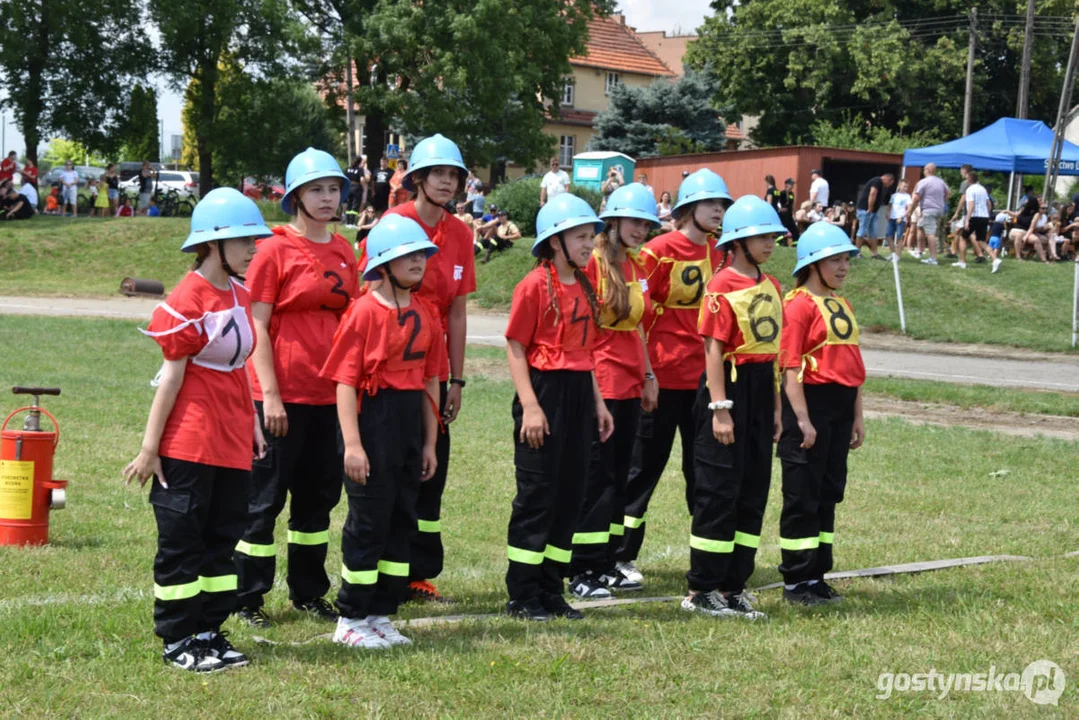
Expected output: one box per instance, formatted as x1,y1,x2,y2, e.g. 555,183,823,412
487,177,604,237
254,199,290,223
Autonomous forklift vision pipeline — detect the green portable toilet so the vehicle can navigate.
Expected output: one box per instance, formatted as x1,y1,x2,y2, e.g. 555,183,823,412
572,151,636,192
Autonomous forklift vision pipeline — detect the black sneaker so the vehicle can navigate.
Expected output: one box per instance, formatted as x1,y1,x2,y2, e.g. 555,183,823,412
945,252,958,259
600,569,644,593
293,597,339,621
163,636,225,673
680,590,739,618
725,591,768,620
235,606,272,628
539,592,585,620
505,597,552,621
973,256,987,264
205,631,250,669
810,580,844,604
569,572,612,599
783,582,828,607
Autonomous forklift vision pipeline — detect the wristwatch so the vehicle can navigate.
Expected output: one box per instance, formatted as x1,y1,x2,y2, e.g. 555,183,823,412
450,378,467,388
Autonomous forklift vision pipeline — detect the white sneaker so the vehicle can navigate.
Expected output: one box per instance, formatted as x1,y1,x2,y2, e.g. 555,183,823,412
952,261,967,269
365,615,412,646
992,258,1002,273
911,249,922,258
921,258,938,266
333,616,391,649
615,561,644,585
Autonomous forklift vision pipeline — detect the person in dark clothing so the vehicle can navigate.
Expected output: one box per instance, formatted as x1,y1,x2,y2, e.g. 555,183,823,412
2,188,33,220
777,178,799,244
344,157,366,225
854,174,894,259
371,157,393,212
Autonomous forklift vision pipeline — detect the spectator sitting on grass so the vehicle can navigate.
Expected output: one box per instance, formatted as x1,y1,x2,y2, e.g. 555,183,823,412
18,179,38,212
1013,197,1052,263
116,195,134,217
1059,202,1079,260
354,204,379,249
44,186,61,214
1,187,33,221
147,197,161,217
454,202,475,232
480,209,521,264
472,204,500,255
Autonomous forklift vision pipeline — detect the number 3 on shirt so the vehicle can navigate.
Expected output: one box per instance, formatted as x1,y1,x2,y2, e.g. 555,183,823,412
399,309,426,361
321,271,350,311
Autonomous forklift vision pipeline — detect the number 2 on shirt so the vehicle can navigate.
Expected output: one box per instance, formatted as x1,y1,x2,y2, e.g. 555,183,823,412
399,309,426,361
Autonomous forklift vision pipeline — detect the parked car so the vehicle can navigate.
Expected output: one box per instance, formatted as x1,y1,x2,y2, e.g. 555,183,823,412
118,161,164,184
41,165,105,188
242,176,285,201
120,170,200,198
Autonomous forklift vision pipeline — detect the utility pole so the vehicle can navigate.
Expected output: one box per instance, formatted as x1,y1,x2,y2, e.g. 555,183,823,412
344,49,356,167
1017,0,1036,119
1043,17,1079,203
963,8,977,136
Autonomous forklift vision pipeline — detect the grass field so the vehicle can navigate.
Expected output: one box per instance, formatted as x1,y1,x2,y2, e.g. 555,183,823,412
0,314,1076,717
4,217,1079,352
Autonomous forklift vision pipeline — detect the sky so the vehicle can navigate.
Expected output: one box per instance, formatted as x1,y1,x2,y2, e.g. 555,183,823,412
0,0,713,160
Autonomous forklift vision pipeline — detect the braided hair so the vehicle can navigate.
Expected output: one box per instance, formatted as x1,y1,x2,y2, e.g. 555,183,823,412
535,237,601,328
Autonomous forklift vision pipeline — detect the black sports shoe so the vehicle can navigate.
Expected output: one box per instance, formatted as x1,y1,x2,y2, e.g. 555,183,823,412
505,597,552,621
293,597,339,621
205,631,250,669
235,606,272,628
569,572,612,599
810,580,844,603
163,636,225,673
783,582,828,607
973,256,987,264
600,569,644,592
725,591,768,620
539,592,584,620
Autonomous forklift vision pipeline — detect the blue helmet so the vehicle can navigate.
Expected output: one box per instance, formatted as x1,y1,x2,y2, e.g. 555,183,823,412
403,134,468,192
281,147,350,214
599,183,660,229
182,188,273,252
792,221,859,276
672,169,733,217
716,195,788,248
531,194,605,257
363,215,439,281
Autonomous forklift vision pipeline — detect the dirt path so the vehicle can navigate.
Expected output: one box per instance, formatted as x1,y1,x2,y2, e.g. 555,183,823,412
862,396,1079,441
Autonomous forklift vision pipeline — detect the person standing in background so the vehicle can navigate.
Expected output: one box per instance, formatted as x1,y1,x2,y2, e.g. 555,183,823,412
539,156,571,207
809,169,830,208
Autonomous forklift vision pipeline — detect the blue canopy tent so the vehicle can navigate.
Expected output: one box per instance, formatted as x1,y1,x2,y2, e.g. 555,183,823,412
903,118,1079,207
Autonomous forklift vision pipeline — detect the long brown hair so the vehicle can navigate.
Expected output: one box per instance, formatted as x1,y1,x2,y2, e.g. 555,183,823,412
593,219,632,324
192,243,212,270
535,238,600,327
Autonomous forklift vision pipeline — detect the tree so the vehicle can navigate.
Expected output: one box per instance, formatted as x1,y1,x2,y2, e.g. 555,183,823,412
591,70,729,158
150,0,315,192
688,0,1076,147
295,0,614,181
120,85,161,163
41,137,107,169
0,0,149,164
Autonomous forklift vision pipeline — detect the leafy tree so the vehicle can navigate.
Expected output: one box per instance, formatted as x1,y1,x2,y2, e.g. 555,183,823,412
0,0,149,163
119,85,161,163
41,137,107,168
295,0,614,181
150,0,315,192
810,114,943,153
591,70,729,157
688,0,1076,147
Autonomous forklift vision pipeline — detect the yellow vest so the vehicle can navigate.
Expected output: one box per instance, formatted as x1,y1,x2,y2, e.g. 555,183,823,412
703,276,783,382
784,287,860,382
594,250,647,332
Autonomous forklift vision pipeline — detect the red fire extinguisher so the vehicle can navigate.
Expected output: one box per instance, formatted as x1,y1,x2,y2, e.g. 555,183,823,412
0,386,68,546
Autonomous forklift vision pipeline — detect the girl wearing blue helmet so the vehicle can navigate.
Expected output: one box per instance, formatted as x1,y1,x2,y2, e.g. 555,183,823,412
235,148,359,627
359,134,475,603
689,194,785,621
615,169,730,588
503,193,614,621
123,188,272,672
320,215,443,648
567,183,659,599
777,222,866,606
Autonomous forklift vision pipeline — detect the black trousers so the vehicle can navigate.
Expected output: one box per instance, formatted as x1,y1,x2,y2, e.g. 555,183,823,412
777,383,856,585
616,388,697,562
152,457,250,642
409,381,449,582
337,390,423,618
570,397,640,576
688,363,774,594
235,402,342,608
779,210,800,243
505,370,594,602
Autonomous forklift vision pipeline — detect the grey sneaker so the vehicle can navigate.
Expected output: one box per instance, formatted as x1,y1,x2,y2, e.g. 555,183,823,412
680,590,740,618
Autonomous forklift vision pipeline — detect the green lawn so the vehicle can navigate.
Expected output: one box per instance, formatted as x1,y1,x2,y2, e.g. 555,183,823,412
0,315,1076,717
863,376,1079,417
4,219,1079,352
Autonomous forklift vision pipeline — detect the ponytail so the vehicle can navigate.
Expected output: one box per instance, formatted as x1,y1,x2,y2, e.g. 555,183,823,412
594,221,632,324
535,234,601,328
793,265,812,288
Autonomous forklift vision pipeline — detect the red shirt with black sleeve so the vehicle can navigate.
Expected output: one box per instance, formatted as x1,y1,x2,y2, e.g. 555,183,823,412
320,292,442,394
780,288,865,387
641,231,723,390
585,250,650,400
505,265,596,372
21,165,38,185
147,272,256,471
360,200,476,381
698,268,783,366
244,224,359,405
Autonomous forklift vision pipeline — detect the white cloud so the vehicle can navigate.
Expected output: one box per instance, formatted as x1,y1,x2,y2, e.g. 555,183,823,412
617,0,713,35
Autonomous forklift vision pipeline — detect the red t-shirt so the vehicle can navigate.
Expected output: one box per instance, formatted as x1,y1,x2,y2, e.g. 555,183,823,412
147,273,256,471
245,225,360,405
361,201,476,380
781,289,865,387
505,265,596,372
21,165,37,184
698,268,783,366
641,231,723,389
585,250,650,400
0,158,14,182
320,292,442,393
